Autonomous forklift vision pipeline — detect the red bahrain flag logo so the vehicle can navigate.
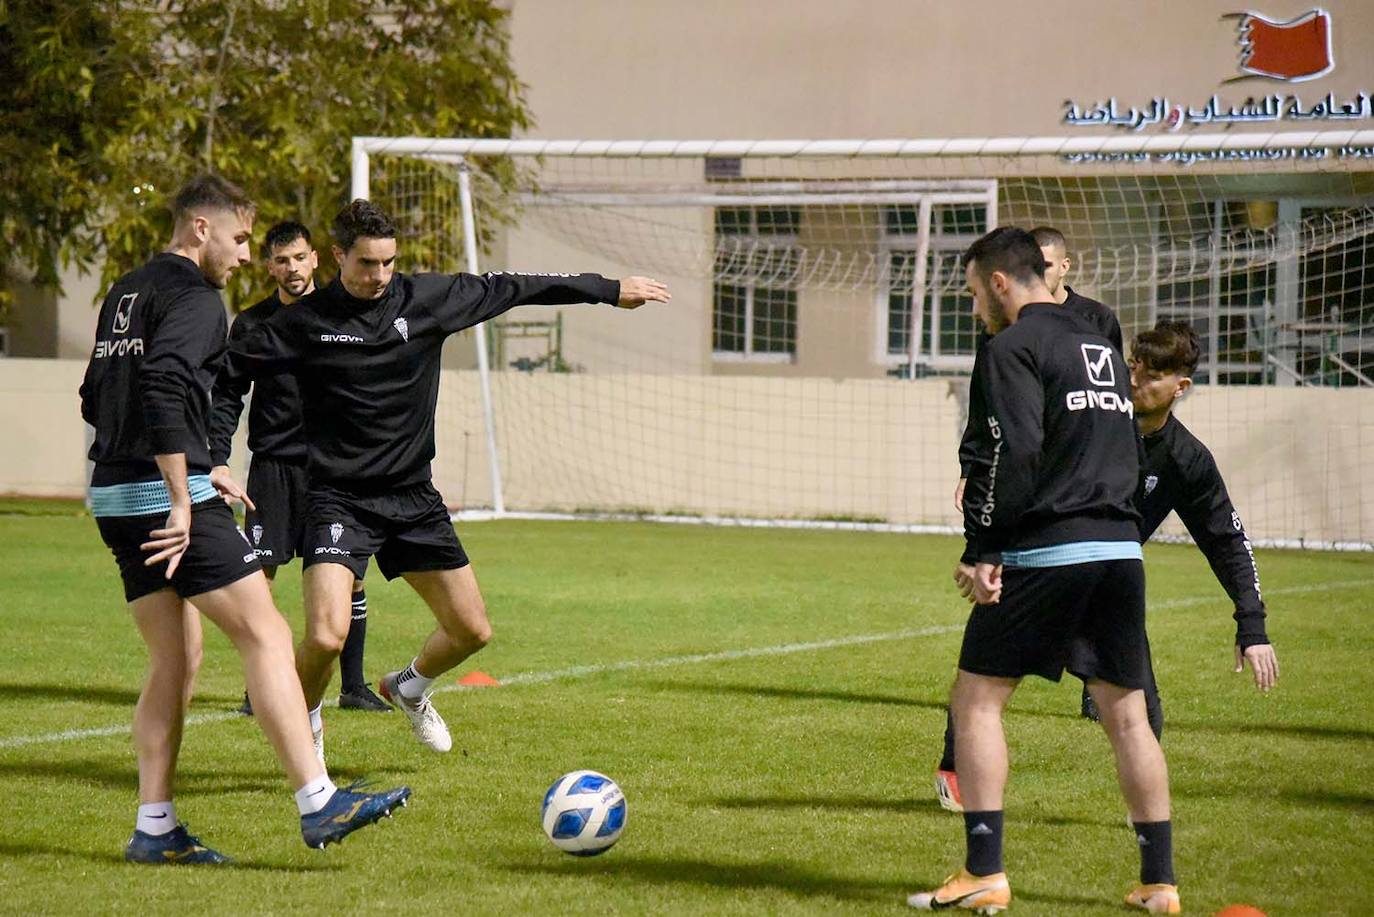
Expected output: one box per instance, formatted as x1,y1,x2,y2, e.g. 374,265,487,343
1228,9,1334,82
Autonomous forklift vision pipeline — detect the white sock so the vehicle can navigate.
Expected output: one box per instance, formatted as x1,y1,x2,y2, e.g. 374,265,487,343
395,659,434,700
294,774,338,815
308,703,323,734
136,801,177,836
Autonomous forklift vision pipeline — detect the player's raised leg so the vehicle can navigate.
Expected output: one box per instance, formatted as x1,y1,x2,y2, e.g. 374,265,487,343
192,570,411,850
378,566,492,753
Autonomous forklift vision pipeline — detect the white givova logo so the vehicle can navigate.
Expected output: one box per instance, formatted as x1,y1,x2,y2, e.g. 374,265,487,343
1144,475,1159,495
251,524,263,544
113,293,138,335
393,317,409,342
329,522,344,544
1080,343,1115,387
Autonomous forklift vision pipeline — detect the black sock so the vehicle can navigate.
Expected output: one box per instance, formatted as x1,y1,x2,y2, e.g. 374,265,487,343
963,810,1004,877
1133,820,1175,885
340,591,367,691
939,707,957,772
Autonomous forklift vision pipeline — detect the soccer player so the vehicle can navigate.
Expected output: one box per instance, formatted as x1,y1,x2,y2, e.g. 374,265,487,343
79,175,409,864
212,199,670,759
935,322,1280,814
908,228,1179,913
1032,224,1122,351
953,226,1120,514
215,221,389,716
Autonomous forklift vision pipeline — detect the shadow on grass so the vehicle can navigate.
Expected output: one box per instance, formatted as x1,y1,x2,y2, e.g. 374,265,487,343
503,855,1106,909
1176,782,1374,812
0,680,242,709
713,794,1126,831
647,680,1084,725
0,681,143,706
0,840,340,873
647,679,948,710
714,793,945,815
504,855,910,903
0,757,282,795
1166,718,1374,743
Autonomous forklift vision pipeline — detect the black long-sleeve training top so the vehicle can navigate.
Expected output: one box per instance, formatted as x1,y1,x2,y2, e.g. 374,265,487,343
958,290,1121,477
210,271,620,491
212,292,307,463
80,253,228,486
961,303,1141,564
1062,285,1123,353
1139,414,1269,646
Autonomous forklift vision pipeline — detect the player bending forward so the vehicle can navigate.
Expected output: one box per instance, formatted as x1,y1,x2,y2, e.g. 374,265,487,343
213,199,670,760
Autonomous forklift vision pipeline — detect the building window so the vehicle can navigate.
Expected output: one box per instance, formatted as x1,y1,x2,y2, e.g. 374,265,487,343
880,203,986,372
712,207,800,362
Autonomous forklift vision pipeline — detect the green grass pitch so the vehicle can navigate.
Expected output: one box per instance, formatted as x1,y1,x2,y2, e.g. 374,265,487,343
0,502,1370,915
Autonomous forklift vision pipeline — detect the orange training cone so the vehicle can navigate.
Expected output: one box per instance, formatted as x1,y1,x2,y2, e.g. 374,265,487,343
457,670,500,687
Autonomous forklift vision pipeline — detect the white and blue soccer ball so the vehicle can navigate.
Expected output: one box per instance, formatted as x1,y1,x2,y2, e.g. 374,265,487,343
541,770,627,856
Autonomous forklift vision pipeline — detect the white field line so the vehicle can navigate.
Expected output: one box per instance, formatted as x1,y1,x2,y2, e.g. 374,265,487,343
2,579,1370,750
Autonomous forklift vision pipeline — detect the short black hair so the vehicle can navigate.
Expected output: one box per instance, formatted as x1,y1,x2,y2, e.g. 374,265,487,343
172,173,254,224
964,227,1046,286
262,220,312,258
332,199,397,252
1030,225,1067,251
1131,321,1201,377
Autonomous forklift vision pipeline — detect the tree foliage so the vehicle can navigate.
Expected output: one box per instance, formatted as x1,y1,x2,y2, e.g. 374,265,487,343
0,0,530,314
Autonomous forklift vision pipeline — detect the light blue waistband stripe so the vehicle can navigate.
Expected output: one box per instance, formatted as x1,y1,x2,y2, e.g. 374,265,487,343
90,474,218,518
1001,540,1143,568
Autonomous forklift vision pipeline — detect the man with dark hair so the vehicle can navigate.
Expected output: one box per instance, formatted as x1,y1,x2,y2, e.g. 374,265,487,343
1030,225,1123,351
935,321,1280,816
953,226,1121,514
216,221,388,718
79,176,409,865
213,198,670,759
908,227,1179,913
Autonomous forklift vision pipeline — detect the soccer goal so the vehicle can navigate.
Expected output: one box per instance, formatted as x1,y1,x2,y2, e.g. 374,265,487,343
351,132,1374,550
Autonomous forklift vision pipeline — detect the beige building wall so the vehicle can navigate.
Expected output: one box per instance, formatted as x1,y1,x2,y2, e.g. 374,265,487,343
498,0,1374,380
510,0,1374,140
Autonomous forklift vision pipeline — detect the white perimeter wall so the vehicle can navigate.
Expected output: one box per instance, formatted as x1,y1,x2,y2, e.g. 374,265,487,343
2,359,1370,545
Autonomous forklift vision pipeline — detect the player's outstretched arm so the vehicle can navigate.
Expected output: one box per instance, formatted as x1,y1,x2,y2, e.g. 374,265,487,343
614,276,671,309
1235,642,1279,692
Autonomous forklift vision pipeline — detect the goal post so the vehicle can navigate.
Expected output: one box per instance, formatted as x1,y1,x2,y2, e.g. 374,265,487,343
351,132,1374,549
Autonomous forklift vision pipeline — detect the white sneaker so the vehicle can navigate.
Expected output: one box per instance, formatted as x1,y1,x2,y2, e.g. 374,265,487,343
313,721,325,767
380,672,452,753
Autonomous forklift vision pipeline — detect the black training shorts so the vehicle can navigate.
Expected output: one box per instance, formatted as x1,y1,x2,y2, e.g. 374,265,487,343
244,455,310,566
301,480,469,581
957,558,1150,690
97,499,262,603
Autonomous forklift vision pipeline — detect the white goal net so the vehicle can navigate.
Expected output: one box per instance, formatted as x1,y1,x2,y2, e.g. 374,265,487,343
354,134,1374,549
